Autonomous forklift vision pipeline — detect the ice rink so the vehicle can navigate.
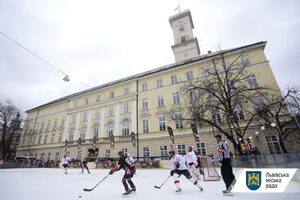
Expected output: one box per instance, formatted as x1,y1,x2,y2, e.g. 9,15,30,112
0,168,299,200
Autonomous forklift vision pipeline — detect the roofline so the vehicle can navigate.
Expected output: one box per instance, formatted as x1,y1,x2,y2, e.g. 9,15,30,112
26,41,267,113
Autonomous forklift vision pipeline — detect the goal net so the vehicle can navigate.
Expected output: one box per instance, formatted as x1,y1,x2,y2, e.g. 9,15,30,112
201,156,221,181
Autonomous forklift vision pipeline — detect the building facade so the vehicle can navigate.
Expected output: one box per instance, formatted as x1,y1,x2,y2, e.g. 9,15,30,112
17,10,286,161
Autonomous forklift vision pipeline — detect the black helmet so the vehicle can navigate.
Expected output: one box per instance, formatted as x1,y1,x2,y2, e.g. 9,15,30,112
168,150,175,155
188,146,193,152
118,151,124,157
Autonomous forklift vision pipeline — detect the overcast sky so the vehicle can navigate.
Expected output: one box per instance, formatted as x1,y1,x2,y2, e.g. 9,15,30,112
0,0,300,112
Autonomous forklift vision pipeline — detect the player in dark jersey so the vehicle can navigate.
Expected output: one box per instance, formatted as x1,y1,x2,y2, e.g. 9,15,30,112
109,151,136,195
81,158,90,174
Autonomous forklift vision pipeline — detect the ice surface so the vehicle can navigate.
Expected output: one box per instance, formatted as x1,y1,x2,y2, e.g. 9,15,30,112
0,168,299,200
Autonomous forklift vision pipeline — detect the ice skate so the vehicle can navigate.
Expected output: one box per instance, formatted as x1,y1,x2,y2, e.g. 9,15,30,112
122,190,131,196
129,188,136,193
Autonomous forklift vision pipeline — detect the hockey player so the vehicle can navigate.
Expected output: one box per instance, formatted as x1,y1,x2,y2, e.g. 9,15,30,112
61,155,71,174
185,146,201,180
168,150,203,193
109,151,136,195
81,158,90,174
214,134,236,194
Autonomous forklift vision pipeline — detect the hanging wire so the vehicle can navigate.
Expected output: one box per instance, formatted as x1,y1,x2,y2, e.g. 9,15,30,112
0,31,91,88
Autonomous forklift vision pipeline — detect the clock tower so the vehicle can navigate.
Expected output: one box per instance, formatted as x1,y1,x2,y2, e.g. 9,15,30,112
169,10,200,62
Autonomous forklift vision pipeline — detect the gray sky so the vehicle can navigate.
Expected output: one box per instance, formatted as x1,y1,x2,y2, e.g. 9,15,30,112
0,0,300,112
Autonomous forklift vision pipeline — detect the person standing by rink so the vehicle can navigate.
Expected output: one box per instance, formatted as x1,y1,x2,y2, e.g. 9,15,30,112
61,155,71,174
168,150,203,193
109,151,136,195
81,158,90,174
185,146,201,180
214,134,236,194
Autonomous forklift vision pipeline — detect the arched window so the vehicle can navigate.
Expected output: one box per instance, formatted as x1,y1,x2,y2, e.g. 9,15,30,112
122,119,130,135
80,125,86,140
68,127,75,141
107,121,114,137
93,123,100,138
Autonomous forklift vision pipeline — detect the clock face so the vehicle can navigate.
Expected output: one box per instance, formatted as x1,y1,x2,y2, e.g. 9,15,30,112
179,26,185,32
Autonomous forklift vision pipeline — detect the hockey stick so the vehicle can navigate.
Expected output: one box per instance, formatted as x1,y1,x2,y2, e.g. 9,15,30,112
154,175,171,189
83,174,110,192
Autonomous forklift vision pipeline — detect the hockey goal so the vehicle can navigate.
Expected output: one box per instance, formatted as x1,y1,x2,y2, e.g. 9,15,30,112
200,156,221,181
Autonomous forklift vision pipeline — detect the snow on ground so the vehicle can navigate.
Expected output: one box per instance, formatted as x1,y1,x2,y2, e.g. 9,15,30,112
0,168,299,200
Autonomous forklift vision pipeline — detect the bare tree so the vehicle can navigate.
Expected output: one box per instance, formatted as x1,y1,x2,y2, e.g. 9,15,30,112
166,49,274,155
0,100,22,160
259,88,300,153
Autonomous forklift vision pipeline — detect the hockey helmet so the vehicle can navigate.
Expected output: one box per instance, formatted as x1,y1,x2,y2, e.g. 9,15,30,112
188,146,193,152
117,151,124,157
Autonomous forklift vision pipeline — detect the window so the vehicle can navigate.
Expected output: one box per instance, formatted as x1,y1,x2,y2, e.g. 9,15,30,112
70,114,76,124
157,79,163,88
55,152,60,161
124,88,129,95
186,71,193,81
96,95,101,102
58,132,62,143
174,113,183,129
53,119,57,128
143,147,150,157
202,67,210,77
60,119,65,129
122,119,130,135
188,90,197,102
107,121,114,137
50,134,55,143
172,92,180,104
247,75,259,89
157,96,165,107
177,144,186,155
72,100,77,107
171,75,178,84
80,126,86,139
109,91,114,98
94,109,100,120
43,135,48,144
159,116,166,131
85,98,89,105
142,98,149,110
233,103,245,120
143,119,149,133
32,136,36,145
47,153,51,161
108,107,114,116
82,112,87,122
160,145,168,160
211,107,222,124
252,96,268,117
142,83,148,92
68,127,75,141
123,103,129,113
105,149,110,158
265,135,282,154
38,136,42,145
241,56,250,67
181,36,187,43
196,142,206,155
46,121,51,131
93,123,100,138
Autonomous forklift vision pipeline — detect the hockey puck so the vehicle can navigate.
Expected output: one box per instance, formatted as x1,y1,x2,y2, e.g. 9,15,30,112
78,195,82,198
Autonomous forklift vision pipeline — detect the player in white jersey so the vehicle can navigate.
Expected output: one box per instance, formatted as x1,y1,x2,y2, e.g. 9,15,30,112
61,155,71,174
168,150,203,193
185,146,201,180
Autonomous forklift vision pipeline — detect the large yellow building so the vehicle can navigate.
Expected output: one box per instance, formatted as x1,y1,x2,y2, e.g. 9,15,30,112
17,10,285,161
